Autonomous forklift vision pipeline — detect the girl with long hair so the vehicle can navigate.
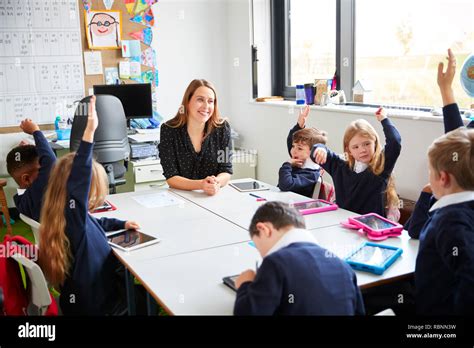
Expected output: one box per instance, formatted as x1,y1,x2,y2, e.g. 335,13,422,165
311,108,402,221
39,96,139,315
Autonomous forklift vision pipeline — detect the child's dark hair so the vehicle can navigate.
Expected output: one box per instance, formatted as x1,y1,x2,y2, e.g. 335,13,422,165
293,128,328,147
6,145,38,176
249,201,306,237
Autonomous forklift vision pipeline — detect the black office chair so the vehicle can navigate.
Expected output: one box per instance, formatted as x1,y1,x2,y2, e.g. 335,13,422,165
70,95,130,194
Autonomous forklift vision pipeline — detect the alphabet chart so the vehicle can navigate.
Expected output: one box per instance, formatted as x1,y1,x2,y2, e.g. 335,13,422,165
0,0,85,126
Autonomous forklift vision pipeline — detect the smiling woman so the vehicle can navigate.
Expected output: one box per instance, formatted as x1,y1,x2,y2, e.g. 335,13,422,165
158,79,233,196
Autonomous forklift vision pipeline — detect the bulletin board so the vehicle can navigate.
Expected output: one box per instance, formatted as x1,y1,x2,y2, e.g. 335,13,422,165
0,0,157,133
79,0,150,95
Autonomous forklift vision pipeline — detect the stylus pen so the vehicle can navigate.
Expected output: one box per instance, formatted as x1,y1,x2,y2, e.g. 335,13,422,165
249,193,266,201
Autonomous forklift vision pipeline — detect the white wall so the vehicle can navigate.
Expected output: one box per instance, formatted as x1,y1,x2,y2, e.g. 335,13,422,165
225,0,450,201
153,0,230,121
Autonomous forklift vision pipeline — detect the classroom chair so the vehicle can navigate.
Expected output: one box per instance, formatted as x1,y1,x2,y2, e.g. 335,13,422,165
0,179,12,235
70,95,130,194
11,252,51,315
19,214,40,246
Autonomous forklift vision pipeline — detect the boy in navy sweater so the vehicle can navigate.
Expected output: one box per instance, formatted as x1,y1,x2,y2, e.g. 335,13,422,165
6,119,56,222
234,201,364,315
278,106,328,198
408,48,473,238
414,127,474,315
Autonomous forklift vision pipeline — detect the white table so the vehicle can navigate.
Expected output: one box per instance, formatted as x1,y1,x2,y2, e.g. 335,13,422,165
117,241,260,315
94,190,250,261
97,181,419,315
125,227,418,315
171,178,359,231
308,225,419,289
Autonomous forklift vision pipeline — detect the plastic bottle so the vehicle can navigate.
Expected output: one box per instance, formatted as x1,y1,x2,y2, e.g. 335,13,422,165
54,116,61,131
296,85,305,105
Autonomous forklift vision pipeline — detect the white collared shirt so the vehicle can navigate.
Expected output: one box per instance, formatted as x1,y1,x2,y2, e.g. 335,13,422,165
17,188,26,196
302,158,320,171
266,228,319,257
353,160,368,174
429,191,474,212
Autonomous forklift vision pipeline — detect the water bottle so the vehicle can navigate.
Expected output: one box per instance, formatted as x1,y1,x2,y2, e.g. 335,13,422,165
54,116,61,131
295,85,305,105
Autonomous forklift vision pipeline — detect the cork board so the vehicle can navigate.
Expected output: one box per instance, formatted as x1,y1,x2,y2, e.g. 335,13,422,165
79,0,149,94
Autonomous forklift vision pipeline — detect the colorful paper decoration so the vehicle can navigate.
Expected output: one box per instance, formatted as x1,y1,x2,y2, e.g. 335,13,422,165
82,0,92,13
129,27,153,46
134,0,157,14
130,7,154,27
103,0,115,10
140,47,157,68
124,0,136,14
121,40,141,58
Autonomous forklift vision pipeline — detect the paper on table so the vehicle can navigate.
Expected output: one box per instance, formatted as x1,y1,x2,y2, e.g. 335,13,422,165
84,51,103,75
133,192,185,208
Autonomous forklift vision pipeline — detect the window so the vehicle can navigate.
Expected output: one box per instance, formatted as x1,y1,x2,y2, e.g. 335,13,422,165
355,0,474,108
272,0,337,98
271,0,474,109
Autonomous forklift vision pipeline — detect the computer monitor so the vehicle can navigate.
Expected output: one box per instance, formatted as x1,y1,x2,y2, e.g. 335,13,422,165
93,83,152,119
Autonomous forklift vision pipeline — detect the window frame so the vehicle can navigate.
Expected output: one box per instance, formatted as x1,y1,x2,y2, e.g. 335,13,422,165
271,0,345,99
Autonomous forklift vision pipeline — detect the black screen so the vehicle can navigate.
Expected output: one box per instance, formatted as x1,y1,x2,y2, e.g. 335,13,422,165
93,83,152,119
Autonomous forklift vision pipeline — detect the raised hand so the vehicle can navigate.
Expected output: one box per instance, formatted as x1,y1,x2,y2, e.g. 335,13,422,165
297,105,311,128
19,118,40,135
311,147,327,165
375,107,387,122
437,48,456,106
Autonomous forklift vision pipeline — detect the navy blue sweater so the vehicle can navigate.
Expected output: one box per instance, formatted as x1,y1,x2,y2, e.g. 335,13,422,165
234,242,365,315
406,103,472,238
415,200,474,315
278,124,322,198
14,131,56,221
60,140,126,315
311,118,401,217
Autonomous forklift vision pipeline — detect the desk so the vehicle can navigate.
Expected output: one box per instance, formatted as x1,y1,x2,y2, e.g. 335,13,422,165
120,227,418,315
98,180,418,315
94,190,250,262
171,178,359,231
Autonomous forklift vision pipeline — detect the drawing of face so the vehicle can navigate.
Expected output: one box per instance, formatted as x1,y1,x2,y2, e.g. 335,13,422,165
90,13,117,37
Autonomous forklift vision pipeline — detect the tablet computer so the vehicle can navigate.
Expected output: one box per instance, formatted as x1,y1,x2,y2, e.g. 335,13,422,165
91,200,117,214
292,199,338,215
347,213,403,239
222,274,239,291
229,181,269,192
107,229,160,252
344,242,403,275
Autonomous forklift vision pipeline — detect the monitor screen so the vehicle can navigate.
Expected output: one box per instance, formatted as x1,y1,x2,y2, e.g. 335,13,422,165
93,83,152,119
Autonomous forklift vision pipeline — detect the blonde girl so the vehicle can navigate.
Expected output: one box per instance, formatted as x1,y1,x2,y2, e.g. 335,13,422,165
311,108,401,220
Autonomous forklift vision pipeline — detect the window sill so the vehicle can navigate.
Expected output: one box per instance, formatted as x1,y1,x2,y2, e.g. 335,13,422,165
249,100,472,124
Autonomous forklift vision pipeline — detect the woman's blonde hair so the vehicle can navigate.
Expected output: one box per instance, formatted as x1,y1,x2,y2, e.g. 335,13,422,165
343,119,399,210
165,79,224,139
38,153,108,287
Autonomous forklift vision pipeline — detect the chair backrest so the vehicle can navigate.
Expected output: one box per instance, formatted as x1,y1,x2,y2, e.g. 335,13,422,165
11,253,51,316
19,214,40,247
70,95,129,166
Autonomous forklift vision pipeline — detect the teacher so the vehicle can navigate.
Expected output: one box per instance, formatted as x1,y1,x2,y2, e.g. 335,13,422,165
158,79,233,196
